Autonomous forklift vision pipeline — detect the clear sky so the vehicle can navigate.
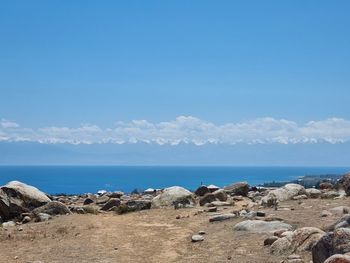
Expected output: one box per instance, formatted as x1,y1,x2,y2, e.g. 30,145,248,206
1,1,350,165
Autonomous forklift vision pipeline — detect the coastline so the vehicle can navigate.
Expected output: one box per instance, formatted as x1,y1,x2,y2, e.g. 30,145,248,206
0,166,348,195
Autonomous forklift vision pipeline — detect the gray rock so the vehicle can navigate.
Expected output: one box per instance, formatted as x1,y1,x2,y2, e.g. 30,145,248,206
292,194,308,200
0,181,50,220
248,191,263,202
312,227,350,263
261,184,306,207
32,201,71,216
271,227,324,255
224,182,249,196
96,195,110,205
194,186,210,197
324,254,350,263
328,214,350,231
243,211,257,219
83,198,94,205
76,207,87,214
199,193,216,206
321,191,341,199
233,220,292,233
210,201,231,207
151,186,194,208
287,255,301,260
212,189,228,201
100,198,121,211
36,213,51,222
306,188,322,198
239,210,248,216
125,200,151,211
2,221,16,227
191,234,204,242
209,213,236,222
107,191,124,198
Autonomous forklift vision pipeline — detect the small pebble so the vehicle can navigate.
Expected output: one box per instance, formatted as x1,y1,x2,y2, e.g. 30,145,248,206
191,234,204,242
287,254,301,260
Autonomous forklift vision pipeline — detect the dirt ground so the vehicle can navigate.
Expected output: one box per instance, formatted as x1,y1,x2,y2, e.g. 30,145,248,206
0,198,349,263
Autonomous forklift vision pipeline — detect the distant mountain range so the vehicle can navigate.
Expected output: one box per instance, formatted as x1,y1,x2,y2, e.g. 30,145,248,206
1,142,350,166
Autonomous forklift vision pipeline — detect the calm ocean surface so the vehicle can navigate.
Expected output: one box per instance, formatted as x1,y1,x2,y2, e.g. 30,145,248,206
0,166,349,194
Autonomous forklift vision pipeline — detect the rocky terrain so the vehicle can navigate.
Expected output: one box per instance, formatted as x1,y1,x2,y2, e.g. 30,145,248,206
1,173,350,263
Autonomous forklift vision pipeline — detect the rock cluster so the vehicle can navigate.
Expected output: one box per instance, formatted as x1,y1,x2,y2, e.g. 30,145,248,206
2,171,350,263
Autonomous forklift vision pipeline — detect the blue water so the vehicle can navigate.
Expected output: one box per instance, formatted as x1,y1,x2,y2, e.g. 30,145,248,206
0,166,349,194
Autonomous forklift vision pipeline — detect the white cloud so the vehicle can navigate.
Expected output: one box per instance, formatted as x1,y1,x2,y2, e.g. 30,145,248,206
1,116,350,145
0,119,20,128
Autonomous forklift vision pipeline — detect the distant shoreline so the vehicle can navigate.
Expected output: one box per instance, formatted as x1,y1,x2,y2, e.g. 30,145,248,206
0,166,348,195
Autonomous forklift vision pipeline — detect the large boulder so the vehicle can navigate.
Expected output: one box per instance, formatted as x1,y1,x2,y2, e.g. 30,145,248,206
32,201,71,216
100,198,121,211
305,188,322,198
212,189,228,201
194,186,210,197
115,200,151,214
151,186,194,208
199,193,216,206
270,227,325,255
233,220,292,233
224,182,249,196
261,184,306,207
324,254,350,263
312,228,350,263
337,173,350,195
0,181,50,220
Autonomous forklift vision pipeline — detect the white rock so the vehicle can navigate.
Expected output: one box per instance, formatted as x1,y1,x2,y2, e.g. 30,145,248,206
233,220,292,233
191,234,204,242
261,184,306,207
151,186,193,208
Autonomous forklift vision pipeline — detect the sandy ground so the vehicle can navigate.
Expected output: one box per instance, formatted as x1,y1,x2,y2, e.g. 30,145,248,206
0,198,349,263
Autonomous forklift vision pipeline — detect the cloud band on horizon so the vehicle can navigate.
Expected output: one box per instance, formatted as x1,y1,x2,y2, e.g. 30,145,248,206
1,116,350,145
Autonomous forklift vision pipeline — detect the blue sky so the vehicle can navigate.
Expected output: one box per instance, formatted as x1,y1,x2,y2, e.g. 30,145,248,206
1,1,350,164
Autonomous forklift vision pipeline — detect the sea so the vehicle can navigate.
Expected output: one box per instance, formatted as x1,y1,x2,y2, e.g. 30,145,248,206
0,166,349,195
